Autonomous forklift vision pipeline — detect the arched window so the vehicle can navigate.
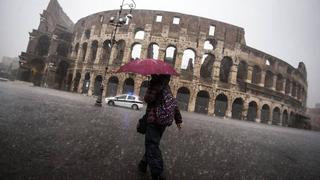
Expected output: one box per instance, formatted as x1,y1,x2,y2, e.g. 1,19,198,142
122,78,135,94
261,104,270,123
203,40,214,50
195,91,210,114
214,94,228,117
134,30,145,40
237,61,248,83
81,43,88,62
272,107,281,125
276,74,284,91
91,40,99,62
247,101,258,122
101,40,112,64
232,98,244,120
131,43,142,60
74,43,79,58
264,70,273,88
252,65,261,84
176,87,190,111
200,53,215,80
147,43,159,59
219,57,233,83
106,76,119,97
36,35,50,56
113,40,126,65
181,49,196,70
164,46,177,66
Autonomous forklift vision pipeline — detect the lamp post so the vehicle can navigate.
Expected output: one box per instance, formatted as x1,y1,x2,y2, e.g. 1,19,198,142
94,0,136,107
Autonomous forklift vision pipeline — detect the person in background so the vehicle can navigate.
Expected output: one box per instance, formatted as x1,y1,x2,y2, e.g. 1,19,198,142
138,74,182,180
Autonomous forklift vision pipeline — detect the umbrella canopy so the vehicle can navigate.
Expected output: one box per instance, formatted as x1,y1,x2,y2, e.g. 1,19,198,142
116,59,179,76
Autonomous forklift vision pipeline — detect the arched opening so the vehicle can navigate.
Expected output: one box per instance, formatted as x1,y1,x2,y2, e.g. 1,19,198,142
200,53,215,81
131,43,142,60
283,110,288,126
272,107,281,125
232,98,244,120
101,40,112,64
252,65,261,84
57,43,69,57
292,82,297,97
261,104,270,124
73,72,81,92
297,85,301,99
93,75,103,95
264,70,273,88
181,49,196,70
74,43,79,58
276,74,284,91
219,57,233,83
113,40,126,65
289,112,295,127
55,61,69,89
237,61,248,83
30,58,45,86
36,35,50,56
139,81,149,98
247,101,258,122
214,94,228,117
122,78,134,94
176,87,190,111
81,43,88,62
195,91,210,114
203,39,216,50
147,43,159,59
90,40,99,62
164,46,177,67
134,30,145,40
82,72,90,94
106,76,119,97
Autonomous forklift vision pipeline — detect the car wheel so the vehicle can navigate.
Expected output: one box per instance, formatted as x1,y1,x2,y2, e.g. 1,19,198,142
132,104,138,110
108,101,115,106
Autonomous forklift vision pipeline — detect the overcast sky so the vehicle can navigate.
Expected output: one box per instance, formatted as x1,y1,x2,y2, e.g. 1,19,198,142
0,0,319,107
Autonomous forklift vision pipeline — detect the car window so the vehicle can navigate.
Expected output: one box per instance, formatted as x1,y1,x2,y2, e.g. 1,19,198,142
117,95,127,100
127,96,135,100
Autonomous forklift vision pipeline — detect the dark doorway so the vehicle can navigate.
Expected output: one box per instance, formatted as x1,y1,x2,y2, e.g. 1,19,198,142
195,91,210,114
214,94,228,117
122,78,134,94
232,98,244,120
261,104,270,124
176,87,190,111
106,76,119,97
247,101,257,122
82,72,90,94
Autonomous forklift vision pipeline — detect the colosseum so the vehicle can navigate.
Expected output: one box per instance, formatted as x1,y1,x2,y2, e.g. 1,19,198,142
18,0,309,128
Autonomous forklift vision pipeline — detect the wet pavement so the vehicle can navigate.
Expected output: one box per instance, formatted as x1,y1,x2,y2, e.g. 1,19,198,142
0,81,320,180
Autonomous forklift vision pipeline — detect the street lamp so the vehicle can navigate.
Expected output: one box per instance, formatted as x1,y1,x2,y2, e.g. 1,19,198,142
94,0,136,107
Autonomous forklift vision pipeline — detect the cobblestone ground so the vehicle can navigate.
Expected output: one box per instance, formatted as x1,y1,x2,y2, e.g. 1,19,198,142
0,81,320,180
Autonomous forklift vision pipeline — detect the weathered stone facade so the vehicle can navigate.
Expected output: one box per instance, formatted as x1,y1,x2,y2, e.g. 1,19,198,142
19,0,309,128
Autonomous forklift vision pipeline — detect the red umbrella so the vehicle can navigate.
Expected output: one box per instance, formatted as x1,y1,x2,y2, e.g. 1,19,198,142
116,59,179,76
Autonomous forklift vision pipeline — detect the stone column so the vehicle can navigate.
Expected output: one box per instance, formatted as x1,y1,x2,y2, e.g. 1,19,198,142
225,99,232,118
271,75,277,91
208,97,215,116
213,60,221,81
279,110,283,126
108,45,118,66
281,79,286,94
229,64,238,85
242,100,249,120
188,90,197,112
78,70,86,93
84,42,92,63
134,79,142,95
158,48,166,60
268,108,273,125
95,43,103,64
88,72,95,96
117,77,124,95
193,56,201,80
259,71,266,87
174,52,183,74
256,108,261,123
246,65,253,83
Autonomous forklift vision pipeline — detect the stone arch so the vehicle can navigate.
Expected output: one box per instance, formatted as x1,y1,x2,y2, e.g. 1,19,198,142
139,80,149,98
237,61,248,83
164,45,177,67
36,35,50,56
252,65,262,84
195,90,210,114
200,53,215,81
30,58,45,86
147,43,160,59
101,40,112,64
93,75,103,95
74,43,79,58
203,39,216,50
176,87,190,111
272,107,281,125
232,98,244,120
122,78,135,94
261,104,270,124
283,110,289,126
265,70,273,88
214,94,228,117
57,43,69,57
90,40,99,62
276,74,284,91
181,49,196,70
82,72,91,94
114,40,126,65
106,76,119,97
55,61,69,89
247,101,258,122
134,30,145,40
219,56,233,83
73,72,81,92
81,42,88,61
131,43,142,60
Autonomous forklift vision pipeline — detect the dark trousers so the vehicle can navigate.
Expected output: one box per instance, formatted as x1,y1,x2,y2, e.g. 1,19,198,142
140,123,166,175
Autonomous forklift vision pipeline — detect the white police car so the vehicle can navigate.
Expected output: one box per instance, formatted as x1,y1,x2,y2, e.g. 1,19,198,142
105,94,144,110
